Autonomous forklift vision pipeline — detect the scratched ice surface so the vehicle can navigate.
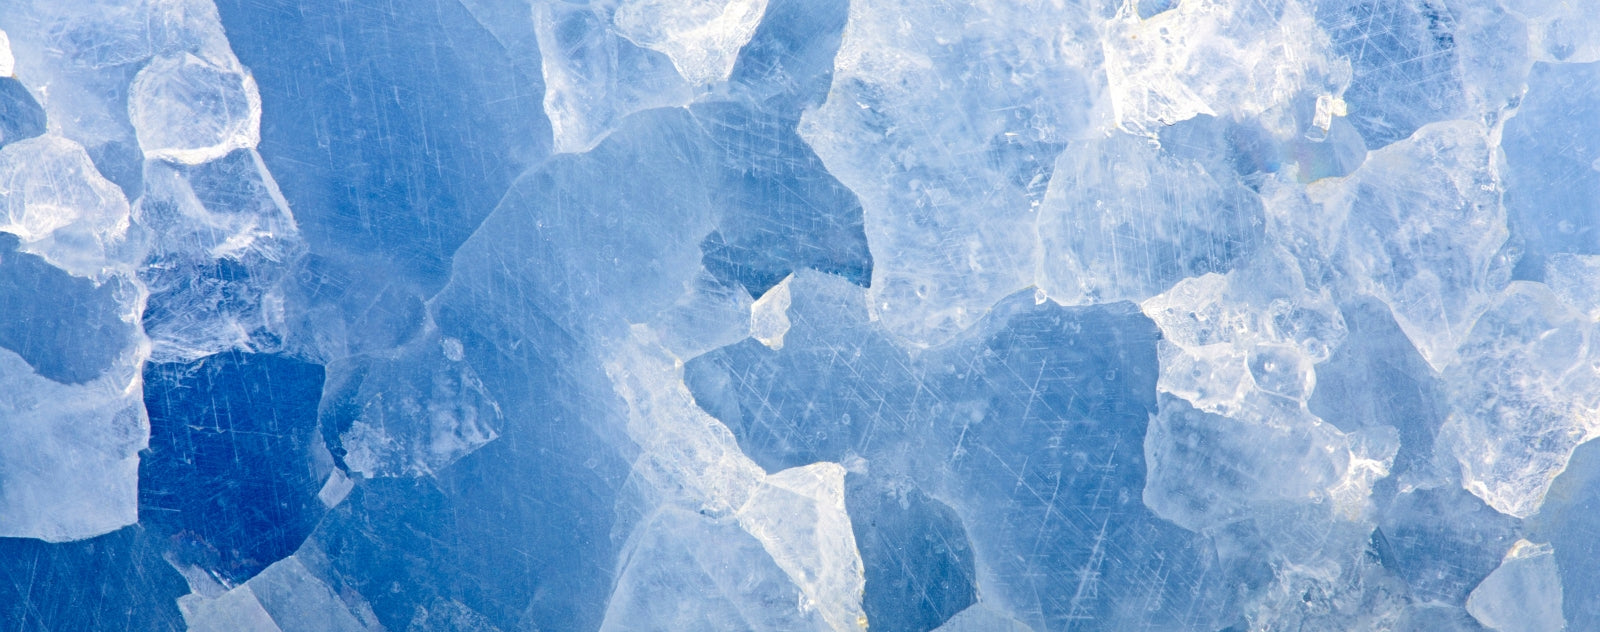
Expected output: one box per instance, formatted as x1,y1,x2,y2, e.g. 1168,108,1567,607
3,1,1600,631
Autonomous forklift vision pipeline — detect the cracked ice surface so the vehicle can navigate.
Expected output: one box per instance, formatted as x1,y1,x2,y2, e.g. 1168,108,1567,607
7,0,1600,630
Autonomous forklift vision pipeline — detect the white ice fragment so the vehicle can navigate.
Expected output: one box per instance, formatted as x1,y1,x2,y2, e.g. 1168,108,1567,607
331,331,502,479
751,275,792,350
1038,130,1263,306
1310,120,1509,371
182,553,377,632
1145,397,1396,532
136,150,302,362
601,508,832,632
248,555,377,632
534,2,693,154
932,604,1033,632
1502,0,1600,63
1465,540,1566,632
179,586,281,632
737,462,867,632
0,349,147,542
1140,254,1345,419
0,29,13,77
649,270,755,360
1311,94,1347,138
0,135,133,277
1545,254,1600,321
606,329,866,629
612,0,768,86
1437,281,1600,518
607,327,766,515
801,0,1090,346
1100,0,1346,137
441,337,465,362
317,469,354,508
128,52,261,165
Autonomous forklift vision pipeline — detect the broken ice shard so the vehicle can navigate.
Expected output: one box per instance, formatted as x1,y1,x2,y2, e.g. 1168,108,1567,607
140,351,328,587
1437,281,1600,518
128,51,261,165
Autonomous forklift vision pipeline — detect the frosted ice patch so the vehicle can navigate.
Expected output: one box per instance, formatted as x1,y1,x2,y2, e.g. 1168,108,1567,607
129,52,262,165
0,349,146,542
801,0,1091,346
180,585,281,632
932,604,1033,632
1311,120,1509,371
751,274,792,350
1438,281,1600,518
736,462,867,632
1100,0,1347,137
649,270,755,360
328,331,502,479
1503,0,1600,63
601,508,832,631
1545,254,1600,321
406,599,499,631
181,553,377,632
535,2,693,153
27,0,236,70
0,136,128,243
1138,248,1392,538
333,344,506,480
317,469,354,508
612,0,769,86
247,555,378,632
1038,129,1263,306
1145,397,1397,532
1140,251,1346,419
440,336,465,362
608,329,866,629
1465,540,1565,632
0,135,132,277
0,29,12,77
137,150,302,362
607,328,765,515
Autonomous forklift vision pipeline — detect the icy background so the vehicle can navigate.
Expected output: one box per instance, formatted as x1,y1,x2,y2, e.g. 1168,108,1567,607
0,0,1596,630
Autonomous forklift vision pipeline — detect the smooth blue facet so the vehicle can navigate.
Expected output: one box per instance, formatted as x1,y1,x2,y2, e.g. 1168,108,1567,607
0,233,132,384
0,77,44,149
211,0,551,292
0,526,188,631
1504,61,1600,268
846,472,978,632
140,351,327,586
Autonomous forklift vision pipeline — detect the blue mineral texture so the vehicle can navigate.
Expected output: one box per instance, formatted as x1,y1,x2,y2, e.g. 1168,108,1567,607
0,0,1596,630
